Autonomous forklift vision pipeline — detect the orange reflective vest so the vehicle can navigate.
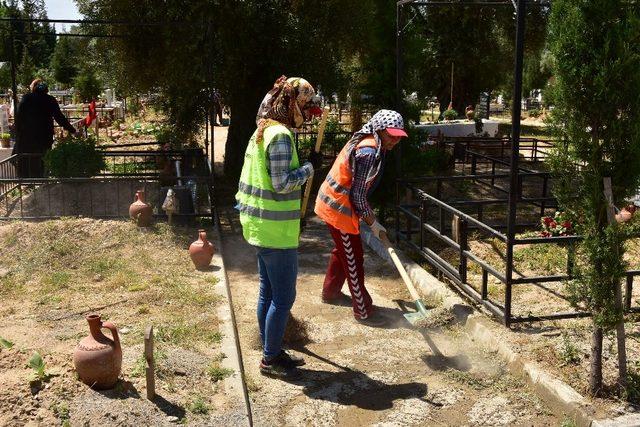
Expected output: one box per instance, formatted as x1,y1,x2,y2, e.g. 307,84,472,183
314,136,378,234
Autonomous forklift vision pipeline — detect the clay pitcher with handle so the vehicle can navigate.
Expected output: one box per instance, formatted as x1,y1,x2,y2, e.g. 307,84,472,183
129,190,152,227
73,314,122,389
189,229,215,270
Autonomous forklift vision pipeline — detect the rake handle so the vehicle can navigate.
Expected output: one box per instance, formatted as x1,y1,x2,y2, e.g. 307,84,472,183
380,232,422,303
300,107,330,218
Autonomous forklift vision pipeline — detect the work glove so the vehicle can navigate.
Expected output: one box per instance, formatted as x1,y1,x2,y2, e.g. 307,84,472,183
308,150,323,171
370,220,387,240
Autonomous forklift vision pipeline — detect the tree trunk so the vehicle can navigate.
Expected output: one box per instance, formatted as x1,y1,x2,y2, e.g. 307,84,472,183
223,96,260,181
350,107,362,133
603,177,628,396
616,311,628,395
590,324,604,396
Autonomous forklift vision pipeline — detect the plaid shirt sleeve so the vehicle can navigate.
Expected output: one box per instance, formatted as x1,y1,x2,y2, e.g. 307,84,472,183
266,132,313,194
350,147,376,218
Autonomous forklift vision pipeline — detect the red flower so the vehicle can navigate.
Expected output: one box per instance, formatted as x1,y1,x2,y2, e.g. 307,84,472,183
543,217,554,226
562,220,572,229
549,220,557,228
540,231,551,237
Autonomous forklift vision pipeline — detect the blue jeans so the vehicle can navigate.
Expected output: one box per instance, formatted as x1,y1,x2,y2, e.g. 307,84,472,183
255,247,298,360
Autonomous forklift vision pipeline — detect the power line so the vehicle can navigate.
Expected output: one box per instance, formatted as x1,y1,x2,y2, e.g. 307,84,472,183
0,17,189,26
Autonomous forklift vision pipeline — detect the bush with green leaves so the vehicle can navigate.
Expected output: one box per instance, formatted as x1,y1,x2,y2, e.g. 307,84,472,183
73,68,102,102
528,108,542,118
154,125,182,149
443,109,458,121
548,0,640,396
44,135,106,177
28,351,47,382
370,126,451,222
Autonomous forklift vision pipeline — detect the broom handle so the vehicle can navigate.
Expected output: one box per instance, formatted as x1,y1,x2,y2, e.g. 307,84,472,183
380,232,422,303
300,107,330,218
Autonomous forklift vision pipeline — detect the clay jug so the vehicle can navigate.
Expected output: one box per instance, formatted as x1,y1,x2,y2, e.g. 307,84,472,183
189,229,215,270
465,105,475,120
129,190,152,227
616,207,633,223
73,314,122,390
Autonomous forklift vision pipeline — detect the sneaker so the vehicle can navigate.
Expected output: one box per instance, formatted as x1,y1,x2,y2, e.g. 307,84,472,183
321,293,352,306
260,355,301,379
280,349,305,367
354,314,386,327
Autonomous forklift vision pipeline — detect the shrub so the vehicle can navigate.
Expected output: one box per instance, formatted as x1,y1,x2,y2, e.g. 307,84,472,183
73,69,102,102
528,108,542,118
45,135,105,177
154,125,182,149
443,109,458,121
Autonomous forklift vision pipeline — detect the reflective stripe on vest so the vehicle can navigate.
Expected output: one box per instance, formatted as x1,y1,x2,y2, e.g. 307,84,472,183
314,136,378,234
237,181,302,202
236,203,302,221
317,189,352,216
325,174,350,195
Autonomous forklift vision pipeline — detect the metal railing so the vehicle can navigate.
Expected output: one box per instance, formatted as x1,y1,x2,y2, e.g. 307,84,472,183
0,146,214,224
395,174,640,326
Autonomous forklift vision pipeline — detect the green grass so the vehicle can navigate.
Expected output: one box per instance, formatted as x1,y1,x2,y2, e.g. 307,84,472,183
513,243,567,274
187,395,210,415
104,160,156,174
444,368,525,392
206,361,233,382
156,322,222,347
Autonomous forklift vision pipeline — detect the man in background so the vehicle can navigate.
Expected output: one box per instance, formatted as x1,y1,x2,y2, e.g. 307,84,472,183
13,79,77,177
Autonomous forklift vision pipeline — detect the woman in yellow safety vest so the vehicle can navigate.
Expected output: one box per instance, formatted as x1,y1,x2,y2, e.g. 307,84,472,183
236,76,322,379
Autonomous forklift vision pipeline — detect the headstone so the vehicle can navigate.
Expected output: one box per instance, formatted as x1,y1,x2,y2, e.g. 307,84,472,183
476,92,490,119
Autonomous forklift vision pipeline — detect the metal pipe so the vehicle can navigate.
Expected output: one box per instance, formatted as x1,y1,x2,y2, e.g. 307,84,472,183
504,0,527,327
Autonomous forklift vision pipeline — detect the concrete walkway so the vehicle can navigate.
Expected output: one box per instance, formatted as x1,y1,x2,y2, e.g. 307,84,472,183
218,212,561,426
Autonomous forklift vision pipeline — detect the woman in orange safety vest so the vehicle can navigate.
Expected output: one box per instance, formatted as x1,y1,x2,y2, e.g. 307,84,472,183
314,110,407,325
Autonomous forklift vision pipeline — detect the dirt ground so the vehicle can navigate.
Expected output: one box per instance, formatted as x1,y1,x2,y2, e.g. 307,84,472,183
218,208,563,426
0,219,240,426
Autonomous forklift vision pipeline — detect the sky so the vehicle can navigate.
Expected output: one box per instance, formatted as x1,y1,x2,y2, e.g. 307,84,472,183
44,0,82,31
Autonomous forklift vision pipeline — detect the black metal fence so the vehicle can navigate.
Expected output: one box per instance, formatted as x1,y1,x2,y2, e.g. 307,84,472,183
394,137,640,326
0,144,214,224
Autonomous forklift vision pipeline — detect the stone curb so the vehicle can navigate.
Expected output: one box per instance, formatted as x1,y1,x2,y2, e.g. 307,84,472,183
361,224,596,427
211,218,253,426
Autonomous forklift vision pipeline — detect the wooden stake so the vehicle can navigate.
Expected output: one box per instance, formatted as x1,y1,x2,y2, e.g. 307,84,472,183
300,107,330,218
144,325,155,400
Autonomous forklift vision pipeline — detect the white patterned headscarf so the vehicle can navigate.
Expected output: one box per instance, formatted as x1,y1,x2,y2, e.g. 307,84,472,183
353,109,405,148
346,109,405,183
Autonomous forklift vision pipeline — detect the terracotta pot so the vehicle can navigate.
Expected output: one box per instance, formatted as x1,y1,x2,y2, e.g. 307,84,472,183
465,106,475,120
73,314,122,390
189,229,215,270
616,208,633,223
129,190,152,227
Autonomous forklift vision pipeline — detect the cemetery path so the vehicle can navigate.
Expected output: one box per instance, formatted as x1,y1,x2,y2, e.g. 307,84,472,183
219,210,562,427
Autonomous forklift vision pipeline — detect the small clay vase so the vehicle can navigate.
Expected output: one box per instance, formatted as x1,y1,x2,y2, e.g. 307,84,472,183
465,105,475,120
129,190,152,227
73,314,122,390
616,207,634,223
189,229,215,270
